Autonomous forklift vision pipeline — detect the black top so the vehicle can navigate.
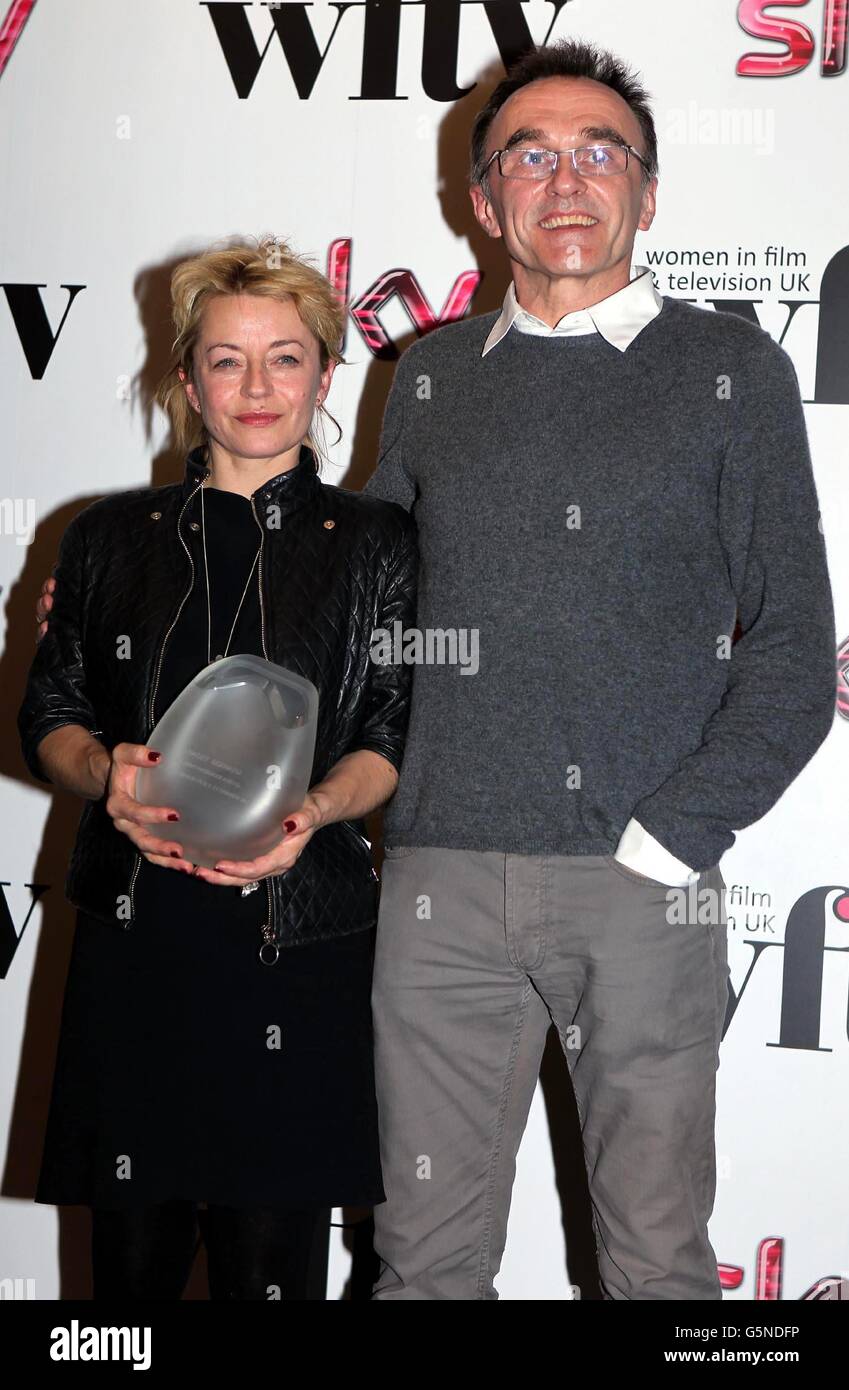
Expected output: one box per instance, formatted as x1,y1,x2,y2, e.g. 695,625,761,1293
137,484,266,928
35,483,385,1210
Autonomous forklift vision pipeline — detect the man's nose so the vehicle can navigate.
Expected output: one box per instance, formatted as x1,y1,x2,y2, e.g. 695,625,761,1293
545,152,588,199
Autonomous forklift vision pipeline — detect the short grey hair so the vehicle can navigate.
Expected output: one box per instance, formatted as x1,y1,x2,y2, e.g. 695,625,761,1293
470,38,659,196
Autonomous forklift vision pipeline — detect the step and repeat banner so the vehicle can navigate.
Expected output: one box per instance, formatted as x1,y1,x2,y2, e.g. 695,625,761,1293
0,0,847,1300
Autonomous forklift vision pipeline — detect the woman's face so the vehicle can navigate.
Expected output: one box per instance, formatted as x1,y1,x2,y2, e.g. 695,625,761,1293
179,292,334,465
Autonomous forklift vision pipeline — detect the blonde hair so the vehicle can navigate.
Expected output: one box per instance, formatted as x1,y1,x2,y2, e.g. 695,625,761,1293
156,235,346,465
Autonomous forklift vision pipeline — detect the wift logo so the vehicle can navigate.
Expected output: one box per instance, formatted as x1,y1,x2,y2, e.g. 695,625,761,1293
204,0,573,101
721,885,849,1051
50,1320,151,1370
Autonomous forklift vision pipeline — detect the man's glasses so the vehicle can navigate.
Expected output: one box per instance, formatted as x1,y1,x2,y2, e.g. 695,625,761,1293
482,142,650,181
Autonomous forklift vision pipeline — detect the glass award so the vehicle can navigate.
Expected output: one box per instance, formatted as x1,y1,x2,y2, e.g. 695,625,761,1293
135,656,319,867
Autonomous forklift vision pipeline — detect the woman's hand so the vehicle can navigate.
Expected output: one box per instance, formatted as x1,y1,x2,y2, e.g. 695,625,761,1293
105,742,196,873
36,575,55,640
194,749,396,888
192,790,329,887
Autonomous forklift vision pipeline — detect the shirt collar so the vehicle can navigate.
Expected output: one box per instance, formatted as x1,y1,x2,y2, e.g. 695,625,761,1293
182,442,321,515
481,264,663,357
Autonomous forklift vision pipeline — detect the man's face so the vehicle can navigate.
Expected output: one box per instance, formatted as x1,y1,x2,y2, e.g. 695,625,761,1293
469,76,657,286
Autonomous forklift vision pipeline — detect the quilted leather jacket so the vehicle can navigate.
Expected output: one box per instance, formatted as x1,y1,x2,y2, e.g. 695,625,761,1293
18,444,418,960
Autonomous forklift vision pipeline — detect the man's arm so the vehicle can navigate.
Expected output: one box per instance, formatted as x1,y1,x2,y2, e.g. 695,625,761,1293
629,336,836,873
613,821,699,886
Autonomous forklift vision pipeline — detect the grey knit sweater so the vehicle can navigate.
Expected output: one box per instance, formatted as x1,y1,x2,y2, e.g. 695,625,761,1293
362,294,835,871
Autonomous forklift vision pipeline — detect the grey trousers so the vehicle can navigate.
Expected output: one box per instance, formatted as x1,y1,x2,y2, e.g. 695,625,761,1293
370,848,730,1300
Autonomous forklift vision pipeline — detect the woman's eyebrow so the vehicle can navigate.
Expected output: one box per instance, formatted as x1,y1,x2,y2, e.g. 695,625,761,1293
204,338,305,353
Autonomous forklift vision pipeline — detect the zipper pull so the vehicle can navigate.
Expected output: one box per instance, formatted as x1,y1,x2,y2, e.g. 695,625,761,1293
258,920,279,966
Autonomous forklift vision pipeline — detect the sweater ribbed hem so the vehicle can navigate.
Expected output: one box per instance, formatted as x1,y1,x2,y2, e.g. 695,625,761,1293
383,832,616,856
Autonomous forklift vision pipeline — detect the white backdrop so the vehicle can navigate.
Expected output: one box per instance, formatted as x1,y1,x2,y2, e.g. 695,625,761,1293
1,0,848,1300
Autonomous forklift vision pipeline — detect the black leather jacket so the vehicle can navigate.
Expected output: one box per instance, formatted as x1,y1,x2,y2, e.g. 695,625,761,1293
18,445,418,959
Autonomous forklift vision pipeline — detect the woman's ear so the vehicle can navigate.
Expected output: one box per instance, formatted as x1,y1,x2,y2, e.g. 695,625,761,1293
317,357,337,407
178,365,202,415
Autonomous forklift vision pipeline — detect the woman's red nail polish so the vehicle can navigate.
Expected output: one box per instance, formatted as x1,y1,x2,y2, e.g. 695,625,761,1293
170,851,180,858
148,751,161,763
284,820,296,832
167,813,179,821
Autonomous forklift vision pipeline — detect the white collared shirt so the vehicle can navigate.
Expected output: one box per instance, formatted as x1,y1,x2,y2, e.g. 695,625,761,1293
481,263,663,357
482,264,697,887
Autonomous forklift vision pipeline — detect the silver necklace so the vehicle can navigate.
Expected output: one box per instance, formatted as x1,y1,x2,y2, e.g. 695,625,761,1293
200,480,261,664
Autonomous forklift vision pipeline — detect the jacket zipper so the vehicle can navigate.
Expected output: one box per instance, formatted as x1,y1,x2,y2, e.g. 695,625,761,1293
125,478,206,926
250,492,277,962
340,820,380,881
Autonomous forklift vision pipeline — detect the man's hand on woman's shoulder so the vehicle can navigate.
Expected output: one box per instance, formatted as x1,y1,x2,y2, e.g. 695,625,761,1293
35,575,55,640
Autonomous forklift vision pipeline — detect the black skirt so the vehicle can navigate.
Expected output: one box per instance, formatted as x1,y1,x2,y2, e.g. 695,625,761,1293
36,889,385,1210
36,485,384,1211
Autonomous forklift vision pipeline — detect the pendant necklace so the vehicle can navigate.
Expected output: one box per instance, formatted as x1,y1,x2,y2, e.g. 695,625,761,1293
199,479,261,665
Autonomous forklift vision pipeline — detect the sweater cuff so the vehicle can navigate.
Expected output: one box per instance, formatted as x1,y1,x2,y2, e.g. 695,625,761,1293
614,818,699,887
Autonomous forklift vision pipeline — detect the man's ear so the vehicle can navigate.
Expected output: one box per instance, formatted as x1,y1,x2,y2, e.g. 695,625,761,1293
469,182,503,240
637,175,658,233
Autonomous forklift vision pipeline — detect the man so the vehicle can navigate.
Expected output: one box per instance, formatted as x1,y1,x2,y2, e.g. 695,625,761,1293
361,39,835,1299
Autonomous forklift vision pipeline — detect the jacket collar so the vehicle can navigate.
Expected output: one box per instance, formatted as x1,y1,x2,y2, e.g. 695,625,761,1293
182,442,322,515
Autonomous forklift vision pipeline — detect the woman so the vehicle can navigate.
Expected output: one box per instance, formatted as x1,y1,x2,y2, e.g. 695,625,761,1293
18,237,418,1300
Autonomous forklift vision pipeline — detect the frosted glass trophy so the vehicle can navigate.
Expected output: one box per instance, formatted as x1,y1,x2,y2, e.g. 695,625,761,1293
135,656,319,867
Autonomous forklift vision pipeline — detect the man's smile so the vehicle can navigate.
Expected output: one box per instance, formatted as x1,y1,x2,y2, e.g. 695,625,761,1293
537,212,599,229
